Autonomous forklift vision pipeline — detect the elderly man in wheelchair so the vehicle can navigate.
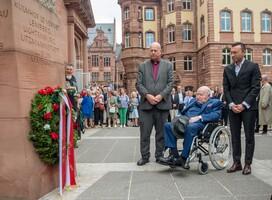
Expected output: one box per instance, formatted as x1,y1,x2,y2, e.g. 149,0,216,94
158,86,231,174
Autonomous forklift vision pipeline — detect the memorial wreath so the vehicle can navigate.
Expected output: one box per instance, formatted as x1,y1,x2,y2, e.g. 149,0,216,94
29,86,62,165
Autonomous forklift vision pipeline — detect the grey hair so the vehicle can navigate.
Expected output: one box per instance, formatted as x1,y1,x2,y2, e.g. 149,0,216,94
198,86,212,97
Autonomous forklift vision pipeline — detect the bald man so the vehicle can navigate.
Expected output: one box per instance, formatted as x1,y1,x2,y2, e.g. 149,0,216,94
158,86,222,168
136,42,173,166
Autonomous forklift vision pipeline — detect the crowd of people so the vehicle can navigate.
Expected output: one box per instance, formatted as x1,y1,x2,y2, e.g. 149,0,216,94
65,41,272,177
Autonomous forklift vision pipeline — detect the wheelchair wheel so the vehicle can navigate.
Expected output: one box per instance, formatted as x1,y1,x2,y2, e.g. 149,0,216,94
198,162,208,175
209,126,231,170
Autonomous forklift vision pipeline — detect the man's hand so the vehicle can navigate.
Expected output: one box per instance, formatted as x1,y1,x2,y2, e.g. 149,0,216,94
231,104,244,113
154,94,163,103
236,104,245,112
146,94,158,105
189,116,201,123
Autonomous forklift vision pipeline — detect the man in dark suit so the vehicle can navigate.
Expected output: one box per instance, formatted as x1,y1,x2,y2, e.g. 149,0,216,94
136,42,173,166
157,86,222,168
223,42,261,175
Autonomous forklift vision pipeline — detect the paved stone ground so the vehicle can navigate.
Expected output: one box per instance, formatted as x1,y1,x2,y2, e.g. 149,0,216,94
40,126,272,200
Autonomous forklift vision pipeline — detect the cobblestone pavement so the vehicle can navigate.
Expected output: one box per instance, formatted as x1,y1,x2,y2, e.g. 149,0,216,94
40,127,272,200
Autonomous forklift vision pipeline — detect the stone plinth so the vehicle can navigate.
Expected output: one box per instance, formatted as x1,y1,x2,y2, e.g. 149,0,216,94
0,0,68,199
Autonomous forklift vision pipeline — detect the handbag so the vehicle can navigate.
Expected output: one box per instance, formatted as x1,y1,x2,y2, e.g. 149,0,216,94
109,106,116,113
98,103,105,111
171,115,189,139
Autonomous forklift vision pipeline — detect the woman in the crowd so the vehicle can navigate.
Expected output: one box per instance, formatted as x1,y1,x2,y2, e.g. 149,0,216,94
94,88,104,127
107,90,118,128
117,88,129,128
129,91,139,127
81,89,94,128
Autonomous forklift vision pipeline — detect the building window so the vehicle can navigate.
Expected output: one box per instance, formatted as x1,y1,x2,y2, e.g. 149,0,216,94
200,0,204,6
167,0,174,12
92,55,99,67
104,72,111,82
168,25,175,43
182,23,192,41
138,32,143,47
200,16,205,37
245,48,253,61
145,32,155,48
138,6,142,20
124,7,129,20
92,72,99,82
241,11,252,32
222,48,231,66
169,57,176,71
263,48,271,66
184,56,193,71
145,8,154,21
261,12,271,32
104,57,111,67
220,11,231,32
125,32,130,48
183,0,191,10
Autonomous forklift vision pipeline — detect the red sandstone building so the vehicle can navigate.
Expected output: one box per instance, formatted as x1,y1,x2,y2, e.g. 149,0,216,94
118,0,272,92
88,22,125,89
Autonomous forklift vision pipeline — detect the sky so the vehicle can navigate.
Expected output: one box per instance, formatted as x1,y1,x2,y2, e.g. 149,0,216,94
91,0,122,44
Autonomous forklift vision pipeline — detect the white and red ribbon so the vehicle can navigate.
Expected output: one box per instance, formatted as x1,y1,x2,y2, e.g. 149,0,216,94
59,93,76,195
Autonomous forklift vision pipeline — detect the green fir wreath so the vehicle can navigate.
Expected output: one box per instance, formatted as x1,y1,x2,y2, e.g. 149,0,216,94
29,86,62,165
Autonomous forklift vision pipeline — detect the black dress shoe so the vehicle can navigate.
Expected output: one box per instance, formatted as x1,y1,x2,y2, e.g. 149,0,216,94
170,156,189,169
242,164,251,175
157,155,176,166
137,158,149,166
227,162,242,173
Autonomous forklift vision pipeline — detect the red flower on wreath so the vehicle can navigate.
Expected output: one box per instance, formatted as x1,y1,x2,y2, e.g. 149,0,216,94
52,103,59,112
50,132,59,140
43,112,52,120
38,89,47,95
45,86,54,95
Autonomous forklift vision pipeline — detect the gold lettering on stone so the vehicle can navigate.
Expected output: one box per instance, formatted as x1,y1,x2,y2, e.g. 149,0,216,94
0,10,8,18
14,0,60,59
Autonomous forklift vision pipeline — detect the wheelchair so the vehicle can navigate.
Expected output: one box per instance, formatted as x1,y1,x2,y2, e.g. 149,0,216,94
184,121,232,175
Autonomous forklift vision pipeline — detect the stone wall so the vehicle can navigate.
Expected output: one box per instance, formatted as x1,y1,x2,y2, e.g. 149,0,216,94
0,0,68,199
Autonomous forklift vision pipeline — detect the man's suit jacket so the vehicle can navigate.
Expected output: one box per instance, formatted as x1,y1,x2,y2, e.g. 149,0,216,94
171,94,179,109
136,59,173,110
182,98,222,123
223,60,261,110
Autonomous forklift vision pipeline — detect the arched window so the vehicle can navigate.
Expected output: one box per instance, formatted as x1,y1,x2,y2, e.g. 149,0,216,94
222,48,231,65
245,48,253,61
241,11,252,32
263,48,271,66
168,25,175,43
125,32,130,48
124,7,130,20
184,56,193,71
261,12,271,32
220,10,231,31
167,0,174,12
182,23,192,41
145,32,155,48
200,16,205,37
